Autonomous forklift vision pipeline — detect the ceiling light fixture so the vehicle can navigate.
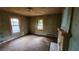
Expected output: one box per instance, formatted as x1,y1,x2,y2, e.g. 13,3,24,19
26,7,33,12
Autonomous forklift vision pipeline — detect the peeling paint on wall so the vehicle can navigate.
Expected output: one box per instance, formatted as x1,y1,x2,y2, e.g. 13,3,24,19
0,11,29,42
30,14,62,37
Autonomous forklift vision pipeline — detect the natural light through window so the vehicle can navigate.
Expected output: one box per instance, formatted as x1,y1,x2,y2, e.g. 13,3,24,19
37,19,43,30
10,18,20,33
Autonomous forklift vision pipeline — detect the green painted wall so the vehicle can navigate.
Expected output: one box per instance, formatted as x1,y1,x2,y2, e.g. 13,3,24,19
0,11,29,42
30,14,62,37
61,8,72,33
60,8,72,50
69,8,79,51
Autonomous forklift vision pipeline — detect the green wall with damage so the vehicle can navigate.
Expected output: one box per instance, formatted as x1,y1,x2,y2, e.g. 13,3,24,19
0,11,29,42
30,14,62,37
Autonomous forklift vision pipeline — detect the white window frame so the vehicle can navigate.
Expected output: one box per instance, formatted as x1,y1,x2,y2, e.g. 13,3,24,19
37,19,43,30
10,18,20,33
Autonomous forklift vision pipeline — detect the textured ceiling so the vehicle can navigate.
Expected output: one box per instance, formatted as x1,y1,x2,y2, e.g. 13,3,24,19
0,7,63,16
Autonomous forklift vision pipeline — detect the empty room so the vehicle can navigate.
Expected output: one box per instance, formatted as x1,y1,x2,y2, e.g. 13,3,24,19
0,7,63,51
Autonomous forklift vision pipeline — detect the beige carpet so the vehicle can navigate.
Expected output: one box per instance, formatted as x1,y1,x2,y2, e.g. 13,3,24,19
0,35,57,51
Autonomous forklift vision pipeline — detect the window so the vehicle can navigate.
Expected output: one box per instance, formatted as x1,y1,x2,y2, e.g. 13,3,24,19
10,18,20,33
37,19,43,30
